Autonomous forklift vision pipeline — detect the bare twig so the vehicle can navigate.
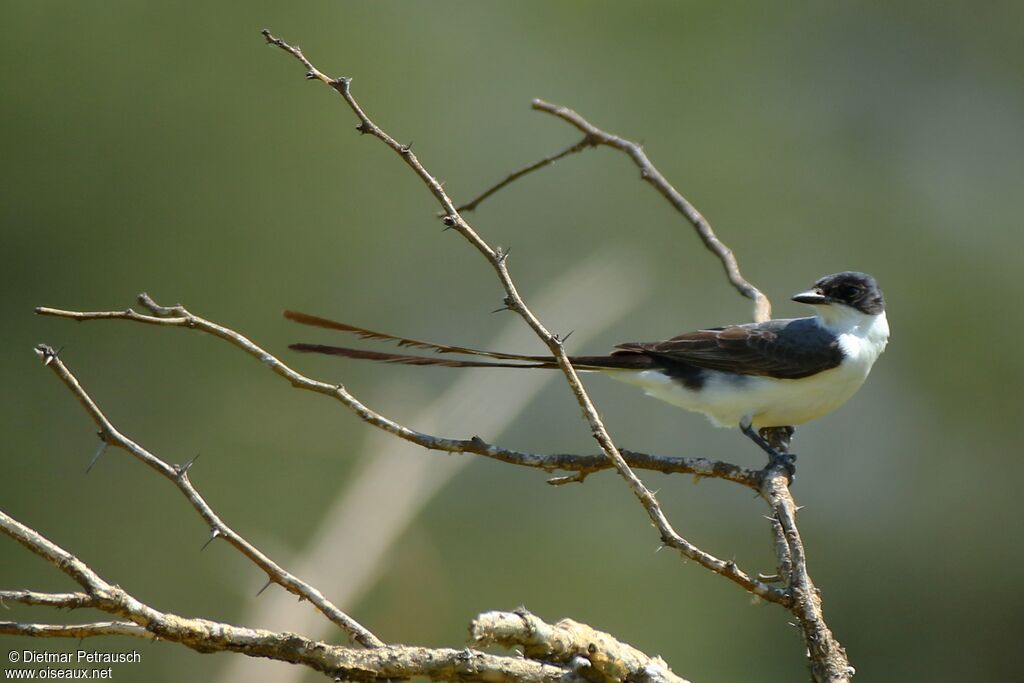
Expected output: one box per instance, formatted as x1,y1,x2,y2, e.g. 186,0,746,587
260,29,786,606
0,621,155,640
29,343,384,649
532,100,771,323
0,590,94,609
1,508,111,597
455,136,596,212
460,99,771,323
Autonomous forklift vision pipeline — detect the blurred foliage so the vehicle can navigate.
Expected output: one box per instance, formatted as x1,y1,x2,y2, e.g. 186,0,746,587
2,2,1023,682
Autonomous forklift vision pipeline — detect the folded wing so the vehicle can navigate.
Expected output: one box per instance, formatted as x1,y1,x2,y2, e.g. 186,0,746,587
614,318,842,379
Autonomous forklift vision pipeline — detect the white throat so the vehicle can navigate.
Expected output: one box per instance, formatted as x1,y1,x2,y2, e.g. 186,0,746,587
812,304,890,378
814,303,889,342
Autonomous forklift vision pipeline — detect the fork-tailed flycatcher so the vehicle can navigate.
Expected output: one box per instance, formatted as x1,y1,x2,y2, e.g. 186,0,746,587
285,272,889,474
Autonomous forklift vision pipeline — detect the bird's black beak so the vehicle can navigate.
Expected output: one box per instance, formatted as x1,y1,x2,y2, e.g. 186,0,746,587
792,289,830,305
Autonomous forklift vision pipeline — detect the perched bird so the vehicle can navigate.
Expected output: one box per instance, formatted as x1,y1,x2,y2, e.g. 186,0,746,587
286,272,889,473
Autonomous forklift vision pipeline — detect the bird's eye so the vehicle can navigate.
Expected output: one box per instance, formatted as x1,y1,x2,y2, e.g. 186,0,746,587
838,286,860,300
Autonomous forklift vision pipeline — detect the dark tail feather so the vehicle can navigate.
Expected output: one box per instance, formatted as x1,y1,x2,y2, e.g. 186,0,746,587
289,343,556,368
284,310,550,363
284,310,655,371
288,343,655,371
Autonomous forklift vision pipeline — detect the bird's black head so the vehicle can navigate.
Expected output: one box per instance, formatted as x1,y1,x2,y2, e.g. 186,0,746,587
792,272,885,315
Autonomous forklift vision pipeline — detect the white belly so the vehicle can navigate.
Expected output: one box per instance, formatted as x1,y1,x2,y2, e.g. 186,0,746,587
609,361,872,428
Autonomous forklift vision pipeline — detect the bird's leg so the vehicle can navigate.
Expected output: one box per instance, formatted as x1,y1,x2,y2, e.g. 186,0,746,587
762,425,797,482
761,425,795,454
739,418,797,482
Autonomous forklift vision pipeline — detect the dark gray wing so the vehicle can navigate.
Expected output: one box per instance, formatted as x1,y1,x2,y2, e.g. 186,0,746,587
614,317,842,379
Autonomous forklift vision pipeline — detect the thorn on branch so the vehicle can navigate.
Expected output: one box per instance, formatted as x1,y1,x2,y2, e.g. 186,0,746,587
200,528,221,552
553,330,575,346
86,439,108,474
495,246,511,264
400,142,413,156
491,297,515,314
355,121,372,135
256,577,274,596
176,453,201,479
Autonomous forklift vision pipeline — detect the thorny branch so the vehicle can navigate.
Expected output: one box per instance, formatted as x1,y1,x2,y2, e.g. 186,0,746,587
28,342,384,648
431,71,848,681
259,28,787,607
4,28,854,683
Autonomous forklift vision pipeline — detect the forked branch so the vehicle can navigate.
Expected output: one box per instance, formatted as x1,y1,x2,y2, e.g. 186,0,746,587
457,100,771,323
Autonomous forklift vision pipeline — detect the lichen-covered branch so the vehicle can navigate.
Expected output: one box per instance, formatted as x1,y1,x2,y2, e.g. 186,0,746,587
0,510,656,682
473,609,690,683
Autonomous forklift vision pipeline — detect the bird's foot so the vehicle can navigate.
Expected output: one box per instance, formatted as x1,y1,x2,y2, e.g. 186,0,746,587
766,449,797,483
740,420,797,484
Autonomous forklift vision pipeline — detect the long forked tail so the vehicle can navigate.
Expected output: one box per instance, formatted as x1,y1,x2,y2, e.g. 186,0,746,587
283,310,651,371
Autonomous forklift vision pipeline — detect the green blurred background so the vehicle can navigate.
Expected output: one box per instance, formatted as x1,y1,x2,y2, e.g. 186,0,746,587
3,2,1023,681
